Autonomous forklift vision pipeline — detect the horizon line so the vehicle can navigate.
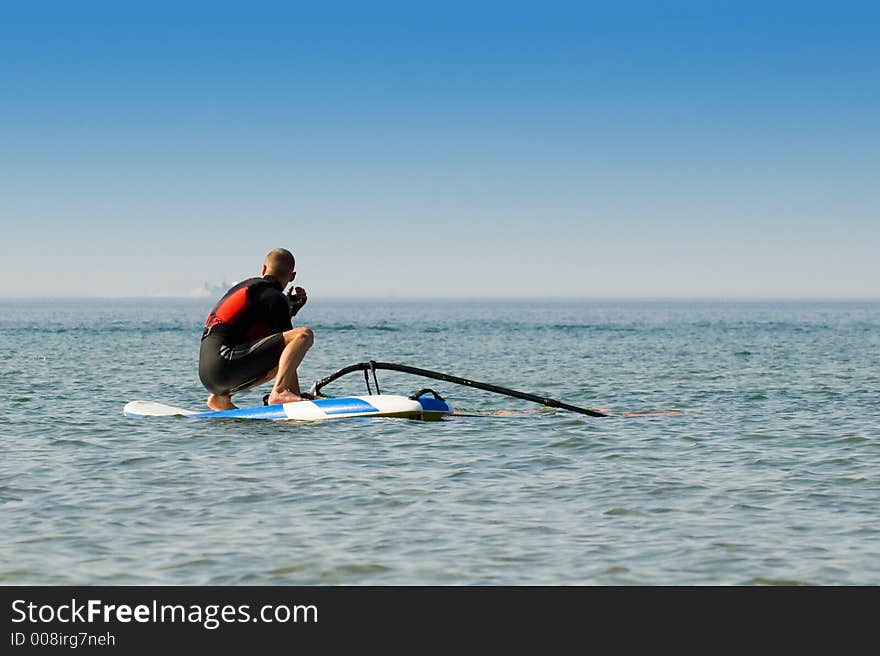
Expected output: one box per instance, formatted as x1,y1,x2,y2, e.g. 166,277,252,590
1,295,879,303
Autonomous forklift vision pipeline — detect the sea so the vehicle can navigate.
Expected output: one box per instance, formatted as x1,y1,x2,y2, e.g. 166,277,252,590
1,299,878,585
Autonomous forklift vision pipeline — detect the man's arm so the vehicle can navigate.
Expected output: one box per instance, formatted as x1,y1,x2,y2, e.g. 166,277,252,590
285,286,308,317
267,290,294,333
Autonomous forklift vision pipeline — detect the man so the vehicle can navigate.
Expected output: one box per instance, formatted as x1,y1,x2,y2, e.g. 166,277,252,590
199,248,314,410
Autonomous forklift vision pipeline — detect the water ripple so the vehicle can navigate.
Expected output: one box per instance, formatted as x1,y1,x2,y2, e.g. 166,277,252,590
2,299,879,584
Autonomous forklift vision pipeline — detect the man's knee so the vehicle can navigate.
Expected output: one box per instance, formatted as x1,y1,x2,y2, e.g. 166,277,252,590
284,326,314,347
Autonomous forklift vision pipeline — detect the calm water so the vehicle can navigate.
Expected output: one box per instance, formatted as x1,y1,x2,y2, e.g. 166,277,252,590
1,299,878,585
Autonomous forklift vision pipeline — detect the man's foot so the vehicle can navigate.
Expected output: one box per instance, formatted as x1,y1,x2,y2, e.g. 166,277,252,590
207,394,237,411
267,389,316,405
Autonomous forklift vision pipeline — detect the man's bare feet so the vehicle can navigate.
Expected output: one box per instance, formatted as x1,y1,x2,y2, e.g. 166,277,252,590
207,394,237,411
267,389,316,405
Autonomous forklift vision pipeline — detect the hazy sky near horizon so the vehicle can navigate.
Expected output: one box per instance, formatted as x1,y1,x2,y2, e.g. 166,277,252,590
1,1,878,299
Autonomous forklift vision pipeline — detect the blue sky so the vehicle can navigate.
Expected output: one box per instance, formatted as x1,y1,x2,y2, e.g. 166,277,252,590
1,1,877,298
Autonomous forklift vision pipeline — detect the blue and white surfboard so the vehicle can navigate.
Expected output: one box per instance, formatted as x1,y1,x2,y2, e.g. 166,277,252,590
123,394,452,421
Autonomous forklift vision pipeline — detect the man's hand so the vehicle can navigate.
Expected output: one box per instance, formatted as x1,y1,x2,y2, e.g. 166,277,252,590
285,286,308,317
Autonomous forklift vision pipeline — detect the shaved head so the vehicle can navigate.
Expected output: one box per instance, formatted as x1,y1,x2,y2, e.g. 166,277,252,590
264,248,295,278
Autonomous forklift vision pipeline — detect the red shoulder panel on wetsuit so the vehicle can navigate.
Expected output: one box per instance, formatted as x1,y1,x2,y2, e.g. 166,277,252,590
207,286,249,329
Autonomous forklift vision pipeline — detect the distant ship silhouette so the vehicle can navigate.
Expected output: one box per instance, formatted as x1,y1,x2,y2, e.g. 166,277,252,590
190,280,232,298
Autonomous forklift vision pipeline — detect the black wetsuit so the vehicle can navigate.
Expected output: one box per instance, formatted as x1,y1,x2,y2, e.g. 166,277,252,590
199,276,293,395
